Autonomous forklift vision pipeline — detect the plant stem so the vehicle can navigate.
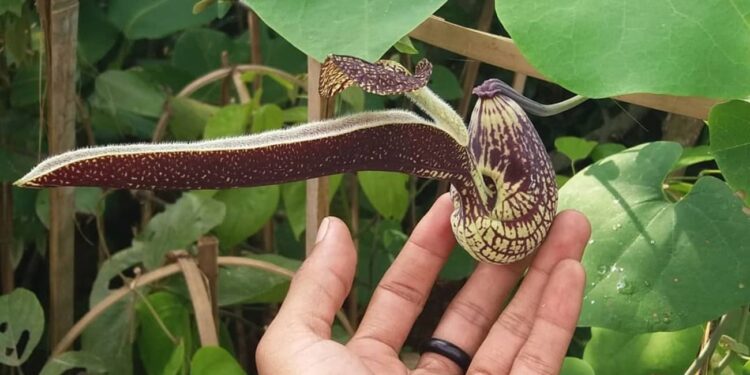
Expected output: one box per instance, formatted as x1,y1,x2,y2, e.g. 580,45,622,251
684,315,729,375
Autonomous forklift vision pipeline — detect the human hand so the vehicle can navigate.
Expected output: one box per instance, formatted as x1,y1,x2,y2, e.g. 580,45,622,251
256,194,591,374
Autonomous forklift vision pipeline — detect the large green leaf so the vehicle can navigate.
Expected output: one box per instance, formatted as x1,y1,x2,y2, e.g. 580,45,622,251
78,0,119,65
0,288,44,366
583,326,702,375
168,96,219,141
560,357,595,375
136,292,192,375
140,192,226,269
40,351,107,375
92,70,166,118
281,175,343,239
240,0,446,62
496,0,750,99
212,186,279,248
358,171,409,220
81,296,136,375
216,254,300,306
709,100,750,204
203,104,251,140
559,142,750,332
190,346,245,375
172,28,237,76
107,0,216,40
0,0,23,16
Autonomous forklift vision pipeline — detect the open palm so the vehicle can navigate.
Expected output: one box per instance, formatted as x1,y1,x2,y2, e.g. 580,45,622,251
256,194,590,375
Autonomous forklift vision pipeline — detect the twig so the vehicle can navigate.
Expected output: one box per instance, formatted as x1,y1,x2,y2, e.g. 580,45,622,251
684,315,729,375
176,254,219,346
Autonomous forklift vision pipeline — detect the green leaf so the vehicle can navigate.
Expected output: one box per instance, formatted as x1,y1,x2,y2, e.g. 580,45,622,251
393,35,419,55
10,63,41,108
203,104,251,140
555,136,598,163
35,188,104,228
0,288,44,366
590,143,626,162
90,246,144,304
172,28,235,76
496,0,750,99
40,351,107,375
559,142,750,332
136,292,191,375
78,0,119,65
438,245,476,280
281,175,343,239
190,346,245,375
212,186,279,248
282,106,308,123
672,145,714,171
358,171,409,220
81,296,136,375
217,254,300,305
251,104,285,133
428,65,463,101
560,357,595,375
192,0,216,14
92,70,166,118
168,96,219,140
140,192,226,269
356,219,404,304
0,0,23,16
108,0,217,40
709,100,750,203
583,326,702,375
0,149,35,182
555,174,570,188
240,0,445,62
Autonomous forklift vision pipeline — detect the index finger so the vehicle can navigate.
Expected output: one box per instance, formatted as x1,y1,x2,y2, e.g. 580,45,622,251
348,193,457,356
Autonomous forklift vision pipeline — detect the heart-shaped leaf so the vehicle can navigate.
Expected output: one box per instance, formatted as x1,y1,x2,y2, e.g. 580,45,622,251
136,292,191,375
108,0,216,40
496,0,750,99
358,171,409,220
190,347,245,375
240,0,446,62
709,100,750,203
40,351,107,375
0,288,44,366
212,186,279,248
559,142,750,332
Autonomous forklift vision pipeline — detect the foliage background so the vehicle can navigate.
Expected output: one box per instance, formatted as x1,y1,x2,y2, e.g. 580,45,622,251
1,0,749,374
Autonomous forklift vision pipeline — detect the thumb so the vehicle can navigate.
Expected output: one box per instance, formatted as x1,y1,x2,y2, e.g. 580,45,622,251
273,217,357,338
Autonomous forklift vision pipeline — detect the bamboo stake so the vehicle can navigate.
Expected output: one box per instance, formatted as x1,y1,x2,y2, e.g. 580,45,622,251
305,59,331,255
196,237,220,324
456,0,495,119
176,255,219,346
39,0,79,347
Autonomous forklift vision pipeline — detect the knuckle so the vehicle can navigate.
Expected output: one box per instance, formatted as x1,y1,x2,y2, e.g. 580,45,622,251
495,308,534,340
514,350,558,375
377,278,427,306
450,298,495,329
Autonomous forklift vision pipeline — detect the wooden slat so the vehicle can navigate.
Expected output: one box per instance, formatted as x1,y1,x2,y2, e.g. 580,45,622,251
305,58,330,255
411,16,716,119
41,0,79,347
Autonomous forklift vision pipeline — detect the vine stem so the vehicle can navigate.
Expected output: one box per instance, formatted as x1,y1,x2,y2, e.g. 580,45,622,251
684,314,729,375
51,256,355,356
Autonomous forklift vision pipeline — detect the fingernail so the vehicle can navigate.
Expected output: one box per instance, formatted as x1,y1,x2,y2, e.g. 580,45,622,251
315,217,331,244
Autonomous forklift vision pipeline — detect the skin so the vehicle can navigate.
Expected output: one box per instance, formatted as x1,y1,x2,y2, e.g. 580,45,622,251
256,194,591,375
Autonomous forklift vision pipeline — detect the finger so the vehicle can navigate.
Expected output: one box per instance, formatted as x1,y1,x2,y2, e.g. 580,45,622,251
349,193,456,356
510,259,585,375
468,210,590,374
271,217,357,339
416,259,531,374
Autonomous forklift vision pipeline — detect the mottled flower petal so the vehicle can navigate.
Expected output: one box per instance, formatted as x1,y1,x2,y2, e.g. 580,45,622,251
319,55,432,97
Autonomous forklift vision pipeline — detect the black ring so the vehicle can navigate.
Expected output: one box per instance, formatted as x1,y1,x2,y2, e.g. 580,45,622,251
420,337,471,371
